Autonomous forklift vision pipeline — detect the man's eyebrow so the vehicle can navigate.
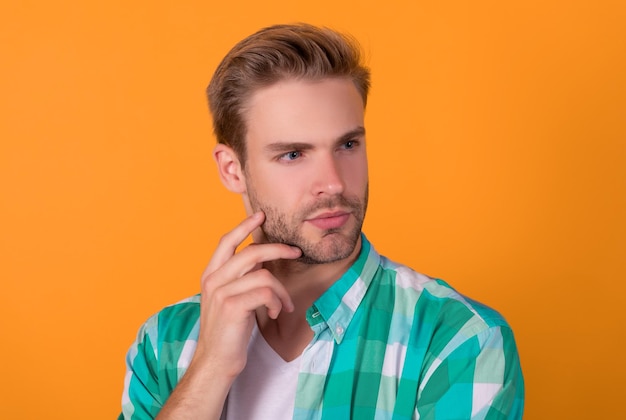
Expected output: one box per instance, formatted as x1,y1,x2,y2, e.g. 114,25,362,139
336,126,366,144
264,142,315,153
264,127,367,153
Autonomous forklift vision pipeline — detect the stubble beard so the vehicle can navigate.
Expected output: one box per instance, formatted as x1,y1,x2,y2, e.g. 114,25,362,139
247,185,368,265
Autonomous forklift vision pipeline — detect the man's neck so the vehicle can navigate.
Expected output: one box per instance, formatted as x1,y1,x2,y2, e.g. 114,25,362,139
255,236,362,361
265,235,362,310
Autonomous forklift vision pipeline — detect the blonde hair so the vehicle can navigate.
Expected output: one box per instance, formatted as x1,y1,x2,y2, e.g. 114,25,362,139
207,23,370,165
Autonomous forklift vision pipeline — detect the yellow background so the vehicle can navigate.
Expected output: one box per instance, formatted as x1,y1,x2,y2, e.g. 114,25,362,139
1,1,624,418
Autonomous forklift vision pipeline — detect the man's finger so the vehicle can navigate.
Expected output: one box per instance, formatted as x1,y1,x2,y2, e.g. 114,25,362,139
216,242,302,281
209,268,295,314
203,212,265,276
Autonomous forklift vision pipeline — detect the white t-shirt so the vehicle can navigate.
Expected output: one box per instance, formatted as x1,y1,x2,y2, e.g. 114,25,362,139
224,323,302,420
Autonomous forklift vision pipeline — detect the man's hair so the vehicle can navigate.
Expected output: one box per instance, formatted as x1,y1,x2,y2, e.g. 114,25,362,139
206,23,371,165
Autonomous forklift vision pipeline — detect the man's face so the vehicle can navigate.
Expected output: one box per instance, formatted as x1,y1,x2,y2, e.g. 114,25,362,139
242,78,368,264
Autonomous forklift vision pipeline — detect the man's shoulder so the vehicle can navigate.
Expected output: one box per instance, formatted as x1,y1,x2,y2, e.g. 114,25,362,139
133,294,202,346
159,294,202,317
376,255,511,334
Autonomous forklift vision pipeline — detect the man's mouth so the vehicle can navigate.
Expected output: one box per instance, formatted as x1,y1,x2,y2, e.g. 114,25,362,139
305,210,351,230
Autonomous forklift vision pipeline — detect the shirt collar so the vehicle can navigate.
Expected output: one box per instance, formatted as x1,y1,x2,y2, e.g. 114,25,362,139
306,233,381,344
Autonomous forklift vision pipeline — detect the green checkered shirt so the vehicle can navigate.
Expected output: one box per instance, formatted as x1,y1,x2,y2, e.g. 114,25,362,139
120,235,524,419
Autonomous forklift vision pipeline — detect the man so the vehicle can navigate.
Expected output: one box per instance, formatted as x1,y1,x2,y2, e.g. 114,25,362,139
120,23,524,419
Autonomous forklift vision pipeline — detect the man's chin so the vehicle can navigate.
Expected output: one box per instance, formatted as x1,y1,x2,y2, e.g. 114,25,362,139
294,232,361,265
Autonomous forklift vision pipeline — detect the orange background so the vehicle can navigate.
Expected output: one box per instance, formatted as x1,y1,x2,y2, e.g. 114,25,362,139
1,1,624,418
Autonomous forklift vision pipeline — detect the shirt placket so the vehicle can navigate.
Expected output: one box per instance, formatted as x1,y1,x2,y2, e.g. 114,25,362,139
293,306,335,420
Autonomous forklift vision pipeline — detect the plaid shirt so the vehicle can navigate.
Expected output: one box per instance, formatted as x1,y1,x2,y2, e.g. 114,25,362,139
120,235,524,419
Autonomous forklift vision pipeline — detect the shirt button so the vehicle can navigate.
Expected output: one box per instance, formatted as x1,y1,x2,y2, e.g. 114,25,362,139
335,324,344,335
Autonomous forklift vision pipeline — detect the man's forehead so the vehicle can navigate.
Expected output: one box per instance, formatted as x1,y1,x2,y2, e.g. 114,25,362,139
245,77,363,111
243,78,365,145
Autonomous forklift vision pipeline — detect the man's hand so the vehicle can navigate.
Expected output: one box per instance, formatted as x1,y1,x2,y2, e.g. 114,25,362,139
193,211,301,377
156,212,301,419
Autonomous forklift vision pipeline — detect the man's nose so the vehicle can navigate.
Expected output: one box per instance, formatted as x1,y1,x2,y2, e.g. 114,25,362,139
312,154,345,196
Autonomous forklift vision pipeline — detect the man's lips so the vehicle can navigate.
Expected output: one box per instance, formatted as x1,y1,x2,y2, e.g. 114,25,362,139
305,210,351,230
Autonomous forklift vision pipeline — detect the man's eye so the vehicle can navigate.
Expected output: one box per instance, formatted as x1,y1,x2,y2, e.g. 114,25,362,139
343,140,358,149
280,151,301,161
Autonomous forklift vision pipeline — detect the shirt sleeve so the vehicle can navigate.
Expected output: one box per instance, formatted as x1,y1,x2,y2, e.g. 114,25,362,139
415,325,524,419
119,318,164,420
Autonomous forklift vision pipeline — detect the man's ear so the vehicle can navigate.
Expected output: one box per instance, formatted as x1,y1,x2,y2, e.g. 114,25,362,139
213,143,246,193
